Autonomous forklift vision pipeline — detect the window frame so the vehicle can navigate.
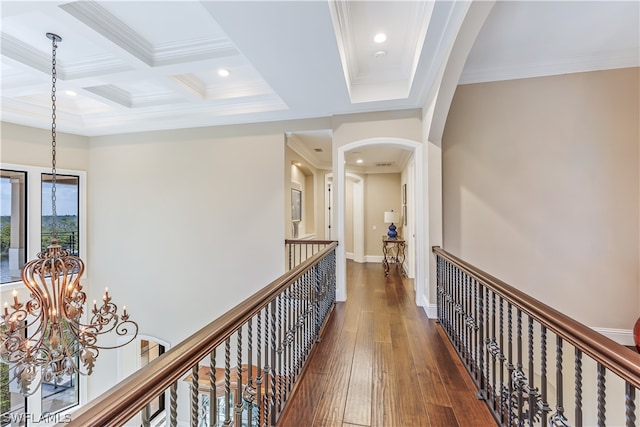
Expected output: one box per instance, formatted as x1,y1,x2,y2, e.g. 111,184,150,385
0,162,87,424
0,169,28,286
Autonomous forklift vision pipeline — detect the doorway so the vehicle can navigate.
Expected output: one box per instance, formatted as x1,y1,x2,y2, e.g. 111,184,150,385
334,138,425,307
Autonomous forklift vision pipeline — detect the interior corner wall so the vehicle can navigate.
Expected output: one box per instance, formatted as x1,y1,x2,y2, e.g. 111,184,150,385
442,67,640,330
87,127,285,398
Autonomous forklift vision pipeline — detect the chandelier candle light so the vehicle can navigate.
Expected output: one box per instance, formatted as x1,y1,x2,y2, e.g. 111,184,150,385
0,33,138,395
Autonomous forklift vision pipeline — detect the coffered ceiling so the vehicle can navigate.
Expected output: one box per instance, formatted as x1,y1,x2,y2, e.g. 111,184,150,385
1,1,638,170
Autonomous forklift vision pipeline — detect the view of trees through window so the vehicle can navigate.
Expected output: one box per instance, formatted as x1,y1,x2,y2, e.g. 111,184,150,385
0,170,26,285
41,174,79,255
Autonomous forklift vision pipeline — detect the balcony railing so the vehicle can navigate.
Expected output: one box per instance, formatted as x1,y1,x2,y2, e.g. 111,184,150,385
433,246,640,426
285,239,334,270
59,241,337,427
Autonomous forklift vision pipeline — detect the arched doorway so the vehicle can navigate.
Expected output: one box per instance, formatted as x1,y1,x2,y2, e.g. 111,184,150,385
334,137,425,308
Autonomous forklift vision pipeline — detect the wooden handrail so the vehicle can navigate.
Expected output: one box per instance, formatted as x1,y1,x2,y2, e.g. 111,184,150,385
432,246,640,388
61,242,338,427
285,239,335,245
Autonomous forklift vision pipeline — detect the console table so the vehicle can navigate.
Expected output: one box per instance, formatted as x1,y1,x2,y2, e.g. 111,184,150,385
382,236,406,277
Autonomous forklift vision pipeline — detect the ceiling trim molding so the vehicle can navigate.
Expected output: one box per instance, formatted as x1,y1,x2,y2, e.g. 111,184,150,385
2,34,55,78
459,49,640,84
60,1,154,66
153,36,237,66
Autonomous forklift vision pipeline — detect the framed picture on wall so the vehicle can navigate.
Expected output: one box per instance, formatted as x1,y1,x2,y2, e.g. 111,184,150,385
402,183,407,205
291,188,302,222
403,204,407,226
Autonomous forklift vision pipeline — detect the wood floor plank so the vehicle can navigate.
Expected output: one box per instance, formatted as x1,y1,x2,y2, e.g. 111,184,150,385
371,341,400,426
343,310,374,426
277,371,325,427
426,403,460,427
389,315,430,426
404,317,453,407
311,328,357,426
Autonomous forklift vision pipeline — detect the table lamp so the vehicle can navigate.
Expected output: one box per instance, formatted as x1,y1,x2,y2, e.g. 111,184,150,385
384,210,398,238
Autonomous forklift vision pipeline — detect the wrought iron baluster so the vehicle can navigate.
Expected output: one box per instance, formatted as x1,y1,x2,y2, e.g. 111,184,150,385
224,337,232,427
626,382,636,427
464,272,471,368
246,318,254,427
527,316,536,426
507,303,514,426
269,299,277,426
473,277,480,384
516,309,524,426
235,327,243,426
277,293,284,416
575,348,583,427
540,326,550,426
477,282,485,399
597,363,606,427
490,291,497,411
262,306,270,427
210,349,217,427
457,266,463,353
191,364,200,427
170,381,178,427
499,297,505,424
550,336,568,426
437,256,443,322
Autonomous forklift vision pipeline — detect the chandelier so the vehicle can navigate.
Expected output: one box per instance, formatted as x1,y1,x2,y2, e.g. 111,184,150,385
0,33,138,395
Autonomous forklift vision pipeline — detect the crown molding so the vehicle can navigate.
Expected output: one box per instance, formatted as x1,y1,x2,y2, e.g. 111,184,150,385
460,49,640,85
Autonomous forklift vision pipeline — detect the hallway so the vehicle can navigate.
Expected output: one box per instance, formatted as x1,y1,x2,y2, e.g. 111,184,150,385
278,261,496,426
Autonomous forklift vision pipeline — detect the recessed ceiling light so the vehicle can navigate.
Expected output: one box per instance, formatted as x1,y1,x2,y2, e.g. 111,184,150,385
218,68,230,77
374,50,387,58
356,159,363,164
65,90,77,97
374,33,387,43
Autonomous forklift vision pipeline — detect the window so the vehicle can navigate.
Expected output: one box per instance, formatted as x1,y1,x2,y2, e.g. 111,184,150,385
141,340,165,423
41,174,79,255
0,170,27,285
1,164,85,425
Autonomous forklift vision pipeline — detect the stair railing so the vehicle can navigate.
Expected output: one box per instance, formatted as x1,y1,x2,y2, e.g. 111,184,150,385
58,242,337,427
433,246,640,427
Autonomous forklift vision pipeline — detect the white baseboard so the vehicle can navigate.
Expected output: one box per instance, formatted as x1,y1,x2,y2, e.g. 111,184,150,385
365,255,383,263
591,327,633,347
423,304,437,319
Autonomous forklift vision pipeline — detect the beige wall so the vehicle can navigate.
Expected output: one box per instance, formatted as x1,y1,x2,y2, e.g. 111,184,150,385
442,67,640,329
1,122,287,403
365,173,402,257
1,122,90,170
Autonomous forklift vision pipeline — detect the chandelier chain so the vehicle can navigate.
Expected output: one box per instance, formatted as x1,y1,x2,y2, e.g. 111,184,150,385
50,34,58,239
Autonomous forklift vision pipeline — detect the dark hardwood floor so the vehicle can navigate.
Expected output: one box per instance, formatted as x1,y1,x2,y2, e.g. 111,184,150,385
277,260,497,427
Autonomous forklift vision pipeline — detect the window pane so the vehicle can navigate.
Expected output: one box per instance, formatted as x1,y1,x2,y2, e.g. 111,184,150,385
40,173,80,414
0,170,27,285
41,174,79,255
1,329,27,427
40,365,78,416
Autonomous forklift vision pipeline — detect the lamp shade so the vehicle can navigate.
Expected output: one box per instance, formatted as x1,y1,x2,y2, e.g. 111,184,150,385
384,211,398,224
